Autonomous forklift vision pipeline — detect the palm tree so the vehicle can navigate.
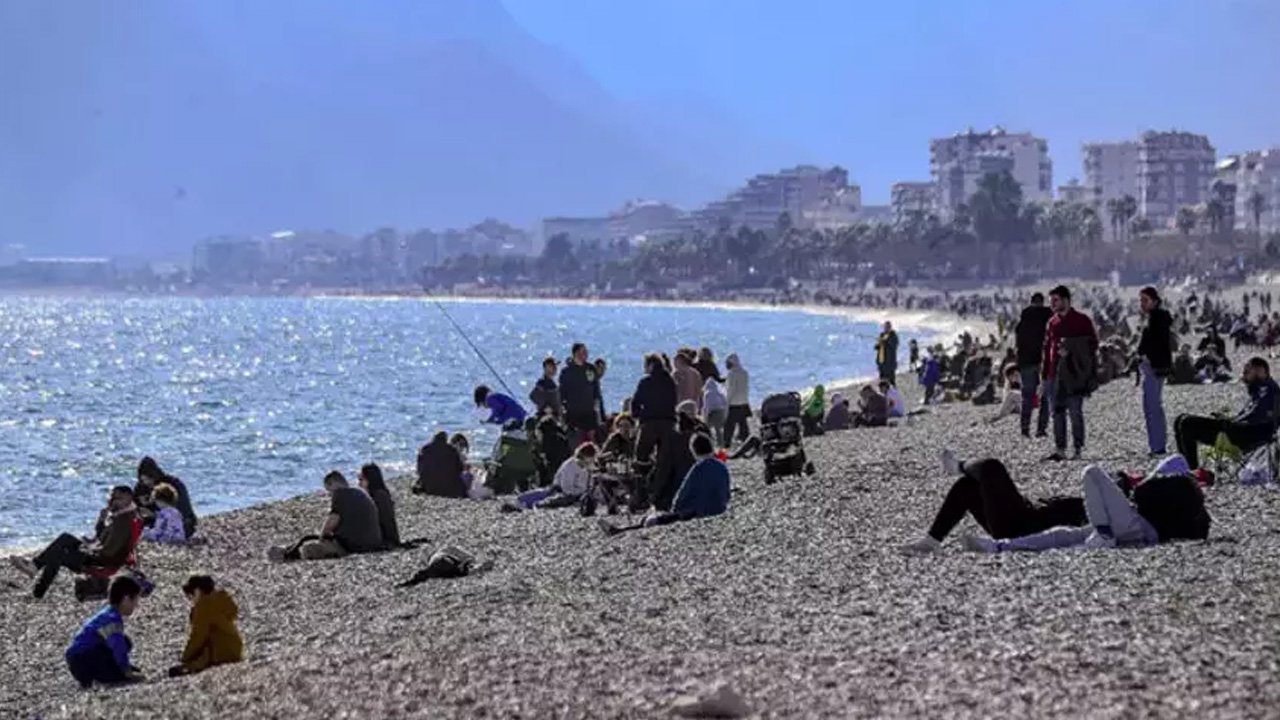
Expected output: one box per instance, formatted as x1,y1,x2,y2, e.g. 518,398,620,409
1175,206,1199,237
1105,198,1121,243
1119,194,1138,245
1247,191,1267,232
1205,199,1228,237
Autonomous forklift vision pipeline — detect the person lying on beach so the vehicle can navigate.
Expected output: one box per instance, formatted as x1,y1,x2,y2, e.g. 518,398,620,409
359,463,400,549
267,471,383,562
600,433,730,535
412,432,467,498
474,385,527,427
1174,356,1279,469
507,442,597,510
136,456,198,539
823,393,851,431
65,575,145,688
959,454,1210,553
899,452,1086,554
169,574,243,678
140,484,187,545
10,485,141,599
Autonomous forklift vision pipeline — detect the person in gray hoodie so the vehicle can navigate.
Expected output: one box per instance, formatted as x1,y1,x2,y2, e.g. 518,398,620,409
724,353,751,446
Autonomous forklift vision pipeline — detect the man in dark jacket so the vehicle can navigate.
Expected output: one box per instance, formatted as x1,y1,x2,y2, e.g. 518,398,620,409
413,432,466,498
1174,357,1280,469
1014,292,1054,438
559,342,602,448
1042,285,1098,461
528,358,560,418
13,486,139,599
630,353,678,506
875,322,900,384
1137,287,1174,455
136,456,198,539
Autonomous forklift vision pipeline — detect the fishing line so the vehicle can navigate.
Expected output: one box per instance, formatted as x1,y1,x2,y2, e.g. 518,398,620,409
433,300,518,398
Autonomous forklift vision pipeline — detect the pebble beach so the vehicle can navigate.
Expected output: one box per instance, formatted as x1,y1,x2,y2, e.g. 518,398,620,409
3,356,1279,719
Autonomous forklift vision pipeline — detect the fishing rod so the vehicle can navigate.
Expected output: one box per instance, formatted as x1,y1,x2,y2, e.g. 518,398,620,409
432,300,518,398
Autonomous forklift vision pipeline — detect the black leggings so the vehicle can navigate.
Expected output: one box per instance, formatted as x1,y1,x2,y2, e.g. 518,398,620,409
725,405,751,445
34,533,92,598
927,459,1049,541
1174,414,1274,469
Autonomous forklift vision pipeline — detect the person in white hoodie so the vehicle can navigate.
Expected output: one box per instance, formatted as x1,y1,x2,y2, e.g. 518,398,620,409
507,443,597,511
702,378,729,449
723,354,751,448
878,379,906,419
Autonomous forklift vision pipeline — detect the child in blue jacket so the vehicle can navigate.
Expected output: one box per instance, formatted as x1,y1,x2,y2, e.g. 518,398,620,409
66,576,145,688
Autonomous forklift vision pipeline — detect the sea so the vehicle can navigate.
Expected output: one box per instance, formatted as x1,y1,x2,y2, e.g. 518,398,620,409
0,295,932,548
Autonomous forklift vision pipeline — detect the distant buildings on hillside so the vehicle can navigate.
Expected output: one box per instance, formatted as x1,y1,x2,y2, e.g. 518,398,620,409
930,127,1053,218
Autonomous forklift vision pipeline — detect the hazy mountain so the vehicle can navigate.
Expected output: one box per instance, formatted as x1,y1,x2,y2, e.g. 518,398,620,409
0,0,752,257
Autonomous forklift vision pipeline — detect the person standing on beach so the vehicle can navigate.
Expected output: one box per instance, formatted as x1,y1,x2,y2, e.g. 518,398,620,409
1042,285,1099,461
631,353,678,506
875,322,900,385
1014,293,1054,438
724,354,751,446
672,352,703,411
694,347,725,383
529,357,560,418
559,343,602,447
1137,287,1174,456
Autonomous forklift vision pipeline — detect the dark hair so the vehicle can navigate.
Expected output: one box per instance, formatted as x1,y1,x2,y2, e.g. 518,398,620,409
152,483,178,505
181,574,216,596
542,357,557,369
108,575,142,605
323,471,346,487
111,485,135,500
571,342,586,357
644,353,664,374
1049,285,1071,301
1030,292,1045,304
1247,357,1270,374
360,463,388,494
1140,286,1161,304
690,433,714,456
473,385,490,406
594,358,607,368
137,456,162,482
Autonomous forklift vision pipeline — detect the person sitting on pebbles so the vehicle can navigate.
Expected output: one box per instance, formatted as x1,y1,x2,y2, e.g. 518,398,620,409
600,433,730,535
140,484,188,545
136,456,198,539
823,392,852,431
506,442,597,511
852,384,889,427
169,574,243,677
412,431,466,498
268,471,383,562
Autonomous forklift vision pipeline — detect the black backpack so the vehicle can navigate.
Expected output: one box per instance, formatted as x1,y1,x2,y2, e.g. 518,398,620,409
1132,474,1210,542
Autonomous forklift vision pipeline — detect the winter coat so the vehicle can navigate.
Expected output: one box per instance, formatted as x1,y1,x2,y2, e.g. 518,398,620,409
181,589,244,673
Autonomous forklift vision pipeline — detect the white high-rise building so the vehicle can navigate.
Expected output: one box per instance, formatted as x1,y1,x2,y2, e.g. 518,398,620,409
1218,148,1280,233
1137,130,1216,229
930,127,1052,216
1082,141,1139,206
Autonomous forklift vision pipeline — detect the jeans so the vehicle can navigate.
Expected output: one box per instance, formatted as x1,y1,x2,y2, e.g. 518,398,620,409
1038,377,1054,435
705,408,728,449
993,465,1160,551
1140,360,1167,453
1053,393,1085,452
1018,365,1045,434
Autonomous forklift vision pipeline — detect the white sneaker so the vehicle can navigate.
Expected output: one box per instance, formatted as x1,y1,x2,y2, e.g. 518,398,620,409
8,555,36,578
898,535,942,555
960,533,999,553
941,448,962,476
1083,531,1115,550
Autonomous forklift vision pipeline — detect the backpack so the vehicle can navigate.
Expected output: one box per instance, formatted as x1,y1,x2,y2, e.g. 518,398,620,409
1132,474,1210,542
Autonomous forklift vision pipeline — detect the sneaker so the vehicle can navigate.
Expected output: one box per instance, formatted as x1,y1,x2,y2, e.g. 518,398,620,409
960,533,999,554
1043,452,1067,462
1020,429,1031,439
1035,430,1048,438
941,448,962,476
898,535,941,555
266,546,287,563
1071,447,1083,460
1147,450,1167,458
1083,531,1115,550
8,556,36,579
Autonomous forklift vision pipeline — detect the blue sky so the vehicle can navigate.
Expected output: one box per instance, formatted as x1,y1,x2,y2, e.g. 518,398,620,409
506,0,1280,203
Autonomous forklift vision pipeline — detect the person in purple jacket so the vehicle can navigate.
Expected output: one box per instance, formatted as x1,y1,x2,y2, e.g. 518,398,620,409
474,385,527,427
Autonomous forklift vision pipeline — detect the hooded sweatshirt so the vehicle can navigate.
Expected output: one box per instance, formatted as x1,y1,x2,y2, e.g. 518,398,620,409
702,378,728,415
725,354,750,407
802,385,826,418
181,589,245,673
415,434,467,498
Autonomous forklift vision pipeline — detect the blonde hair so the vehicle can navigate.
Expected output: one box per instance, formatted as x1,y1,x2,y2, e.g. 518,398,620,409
153,483,178,506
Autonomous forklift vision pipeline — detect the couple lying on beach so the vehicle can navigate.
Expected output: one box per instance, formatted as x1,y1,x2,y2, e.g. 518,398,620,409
64,574,243,689
899,449,1210,555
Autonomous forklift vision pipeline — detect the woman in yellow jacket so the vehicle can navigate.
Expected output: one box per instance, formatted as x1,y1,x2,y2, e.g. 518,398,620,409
168,575,244,677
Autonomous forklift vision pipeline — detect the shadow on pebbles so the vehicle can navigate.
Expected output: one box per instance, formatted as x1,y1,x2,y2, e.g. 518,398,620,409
3,371,1280,718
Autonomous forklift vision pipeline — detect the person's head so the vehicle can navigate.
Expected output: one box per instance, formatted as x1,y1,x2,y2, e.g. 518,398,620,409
473,385,491,407
1030,292,1045,307
882,321,893,332
359,463,387,494
613,413,636,437
449,433,470,455
136,456,163,485
181,574,216,603
877,379,891,394
323,471,348,494
1049,285,1072,314
571,342,588,364
859,384,877,400
152,483,177,508
674,352,690,368
574,442,599,465
1244,356,1271,383
676,399,698,419
108,575,142,615
698,347,714,362
1004,364,1019,385
725,353,738,369
594,358,607,378
643,352,664,375
542,357,557,378
109,485,135,511
1139,286,1161,314
690,432,714,459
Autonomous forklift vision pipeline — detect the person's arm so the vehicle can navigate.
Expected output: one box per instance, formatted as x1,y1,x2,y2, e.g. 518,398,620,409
483,396,501,425
180,605,212,666
671,463,701,517
103,624,135,676
321,513,340,537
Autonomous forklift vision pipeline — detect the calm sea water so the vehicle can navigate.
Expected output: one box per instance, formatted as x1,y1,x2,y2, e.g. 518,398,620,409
0,296,922,547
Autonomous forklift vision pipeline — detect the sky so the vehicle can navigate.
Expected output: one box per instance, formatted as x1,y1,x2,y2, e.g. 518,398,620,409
505,0,1280,203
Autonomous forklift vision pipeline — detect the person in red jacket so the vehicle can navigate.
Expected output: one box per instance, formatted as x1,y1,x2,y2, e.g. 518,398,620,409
1041,285,1099,460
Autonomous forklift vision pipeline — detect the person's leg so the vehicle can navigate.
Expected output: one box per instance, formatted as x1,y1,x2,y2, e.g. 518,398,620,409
534,492,581,509
1019,365,1038,435
1068,395,1086,453
33,545,89,599
67,644,127,688
1082,465,1156,544
967,458,1038,538
33,533,83,569
993,526,1093,552
299,538,347,561
1223,421,1277,457
1053,395,1068,454
1173,414,1224,469
1141,361,1167,453
1037,378,1052,436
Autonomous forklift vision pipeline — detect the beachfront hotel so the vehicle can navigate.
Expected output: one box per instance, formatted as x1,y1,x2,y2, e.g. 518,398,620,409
929,127,1053,217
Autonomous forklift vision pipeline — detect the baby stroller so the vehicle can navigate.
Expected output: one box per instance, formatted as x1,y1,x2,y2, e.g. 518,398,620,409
579,459,633,517
759,392,809,484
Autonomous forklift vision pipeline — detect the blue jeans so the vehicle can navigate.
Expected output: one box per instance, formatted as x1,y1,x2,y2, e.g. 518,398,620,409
1140,360,1167,453
1019,365,1046,434
1053,392,1085,452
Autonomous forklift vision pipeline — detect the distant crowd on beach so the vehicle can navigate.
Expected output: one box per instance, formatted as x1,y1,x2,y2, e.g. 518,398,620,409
8,278,1280,691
